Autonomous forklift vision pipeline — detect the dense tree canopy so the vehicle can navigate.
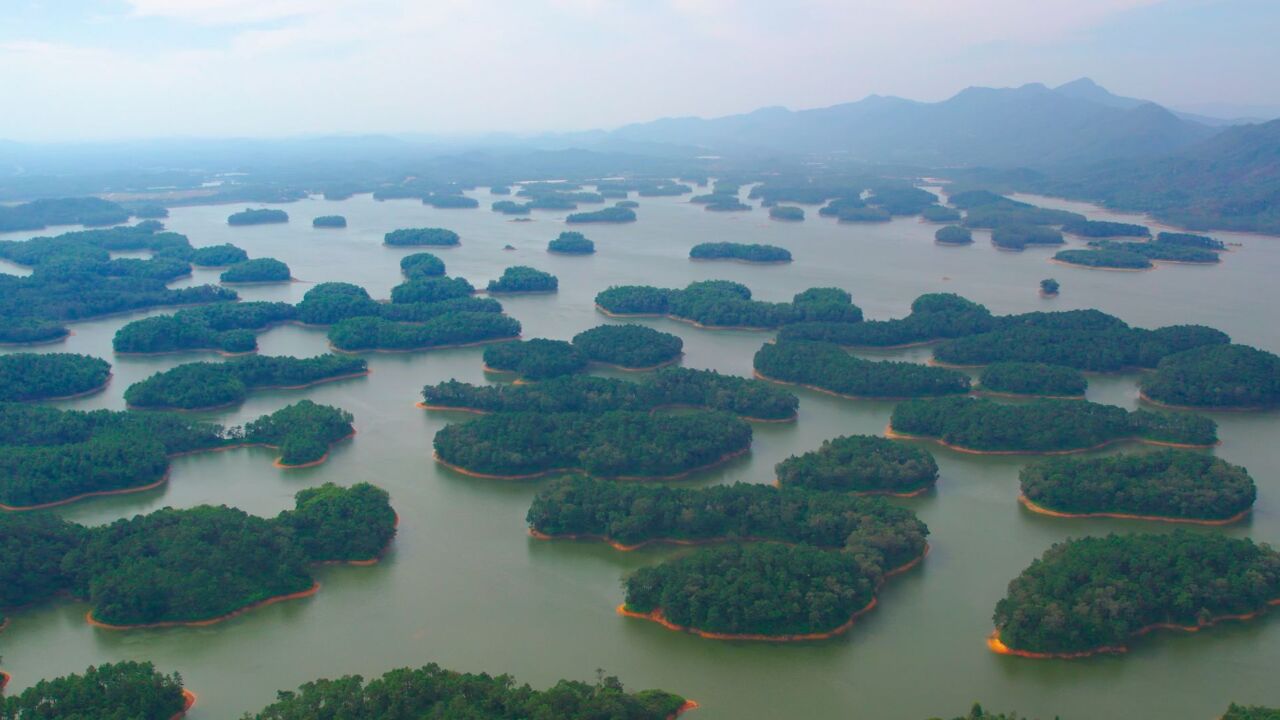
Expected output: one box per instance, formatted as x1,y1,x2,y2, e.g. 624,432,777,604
383,228,460,247
596,281,862,328
312,215,348,228
124,354,367,410
227,208,288,226
190,243,249,266
487,266,558,293
775,435,939,494
328,313,520,352
295,282,382,325
566,207,636,223
0,197,131,232
978,362,1087,397
935,225,973,244
389,276,475,304
1223,705,1280,720
1040,278,1059,295
572,324,683,368
769,206,805,221
0,661,188,719
220,258,292,283
492,200,533,215
934,323,1230,371
1062,220,1150,237
548,231,595,254
756,340,970,398
1053,248,1153,269
922,205,962,222
423,194,479,209
113,301,297,354
991,225,1065,250
1141,344,1280,408
689,243,791,263
483,339,587,380
399,252,446,278
0,353,110,401
778,293,992,347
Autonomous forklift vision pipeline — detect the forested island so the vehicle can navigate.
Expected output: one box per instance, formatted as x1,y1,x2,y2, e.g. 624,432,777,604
487,266,558,294
888,396,1218,453
0,482,394,627
400,252,446,278
775,435,939,495
977,362,1087,397
220,258,292,283
190,243,248,266
935,225,973,245
383,227,461,247
492,200,532,215
1054,239,1221,269
572,324,683,369
566,207,636,223
547,231,595,254
596,281,861,328
0,353,111,401
777,293,991,348
1141,344,1280,409
0,400,355,508
327,313,520,352
921,205,961,222
1157,231,1225,250
483,339,586,380
422,367,798,421
991,225,1064,250
1053,248,1153,270
124,354,368,410
227,208,288,226
689,242,792,263
0,662,190,719
423,193,479,209
0,196,132,232
990,532,1280,656
1019,450,1256,522
390,275,475,304
769,206,804,221
1039,278,1059,296
433,410,752,478
312,215,347,228
1062,220,1150,238
754,340,971,398
113,301,297,354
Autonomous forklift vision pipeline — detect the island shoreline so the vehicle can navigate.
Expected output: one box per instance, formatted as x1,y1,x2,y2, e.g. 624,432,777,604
1017,493,1251,526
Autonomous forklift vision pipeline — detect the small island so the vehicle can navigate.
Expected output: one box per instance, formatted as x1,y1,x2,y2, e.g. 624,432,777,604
220,257,292,283
124,354,368,410
433,409,751,479
775,435,939,495
0,352,111,401
547,231,595,254
572,324,683,370
0,662,191,719
921,205,961,222
615,200,640,208
596,281,862,328
400,252,446,278
990,532,1280,657
566,207,636,224
312,215,347,228
1019,450,1256,523
977,362,1086,398
327,313,521,352
934,225,973,245
754,340,971,398
689,242,791,263
190,243,249,267
1039,278,1059,296
483,338,586,380
991,225,1064,250
113,301,298,354
487,265,558,294
492,200,532,215
1141,344,1280,409
383,227,461,247
227,208,288,226
1062,219,1150,238
769,205,804,221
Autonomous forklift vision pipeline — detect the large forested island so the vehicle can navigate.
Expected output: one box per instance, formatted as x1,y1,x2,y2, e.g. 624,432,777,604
113,301,298,354
978,362,1087,397
0,482,394,627
227,208,288,226
596,281,861,328
754,340,970,398
990,532,1280,657
433,410,752,478
0,352,111,401
124,354,367,410
0,400,354,509
775,435,939,495
383,227,461,247
220,257,292,283
888,396,1218,453
1019,450,1256,523
572,324,683,369
1141,344,1280,409
483,338,586,379
422,367,799,421
328,312,520,352
0,661,191,719
777,293,992,348
487,265,558,294
689,242,792,263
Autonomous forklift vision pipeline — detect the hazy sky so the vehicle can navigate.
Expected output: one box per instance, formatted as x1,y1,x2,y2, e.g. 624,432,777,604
2,0,1277,141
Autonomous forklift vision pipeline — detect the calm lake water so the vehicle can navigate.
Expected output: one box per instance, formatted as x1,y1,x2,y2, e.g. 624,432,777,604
1,187,1278,719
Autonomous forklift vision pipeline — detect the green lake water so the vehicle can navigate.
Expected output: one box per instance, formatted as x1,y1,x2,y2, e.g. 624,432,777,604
1,187,1278,719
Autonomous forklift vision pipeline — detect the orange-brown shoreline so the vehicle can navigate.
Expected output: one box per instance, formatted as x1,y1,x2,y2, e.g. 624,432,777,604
434,446,750,481
975,388,1086,401
329,334,519,354
87,583,321,630
23,373,113,402
126,370,371,412
590,354,683,372
753,370,961,402
418,400,794,424
1048,258,1151,273
171,689,197,720
1137,390,1271,413
772,477,932,498
669,699,700,719
594,304,773,332
1017,493,1251,526
884,424,1215,455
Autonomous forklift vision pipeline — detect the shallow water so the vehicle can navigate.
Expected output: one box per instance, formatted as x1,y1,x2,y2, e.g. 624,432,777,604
1,188,1278,719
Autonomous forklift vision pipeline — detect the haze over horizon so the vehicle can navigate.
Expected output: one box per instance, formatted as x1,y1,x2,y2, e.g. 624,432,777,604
3,0,1278,142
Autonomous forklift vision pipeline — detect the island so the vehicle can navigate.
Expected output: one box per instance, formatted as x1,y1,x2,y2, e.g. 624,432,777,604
572,324,683,369
433,409,752,479
689,242,791,263
888,396,1218,453
991,225,1064,250
423,194,479,209
400,252,446,278
0,662,191,719
754,340,971,398
934,225,973,245
227,208,289,226
933,321,1230,371
1019,450,1256,523
312,215,347,228
422,367,798,421
596,281,862,328
1223,705,1280,720
1039,278,1059,296
769,205,804,221
383,227,461,246
327,313,521,352
547,231,595,254
775,434,939,495
1062,220,1150,237
124,354,368,410
492,200,532,215
990,532,1280,657
487,266,558,294
483,339,586,380
777,293,993,348
390,276,475,304
703,198,751,212
190,243,249,266
566,207,636,223
1141,344,1280,409
615,200,640,208
977,362,1086,398
868,186,938,216
1157,231,1225,250
0,352,111,401
113,301,297,354
921,205,961,222
220,258,292,283
1053,248,1153,270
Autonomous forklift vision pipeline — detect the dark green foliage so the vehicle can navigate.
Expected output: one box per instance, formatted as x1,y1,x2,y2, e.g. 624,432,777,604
246,664,686,720
328,313,520,351
1157,231,1225,250
242,401,355,466
834,206,892,222
312,215,347,228
818,197,866,217
483,339,586,380
625,543,878,635
779,293,993,347
487,266,558,293
296,282,381,325
703,197,752,212
113,301,297,353
423,194,478,209
596,281,861,328
190,243,249,266
1062,220,1150,237
769,205,805,221
548,231,595,254
0,353,110,401
389,276,474,304
227,208,288,226
433,410,751,478
934,323,1230,371
921,205,961,222
689,243,791,262
1142,344,1280,408
377,297,502,322
572,324,682,368
566,207,636,223
383,227,460,246
962,205,1084,229
492,200,532,215
1053,248,1152,269
1084,240,1220,263
0,661,187,719
755,341,970,398
890,396,1218,451
993,532,1280,654
0,197,131,232
935,226,974,245
220,258,291,283
124,354,366,410
282,482,397,562
776,435,938,494
1040,278,1059,295
423,367,798,421
992,225,1064,250
1223,704,1280,720
0,512,85,608
979,362,1086,397
868,186,938,215
595,285,671,315
399,252,445,278
948,190,1026,209
1021,450,1256,520
0,320,69,345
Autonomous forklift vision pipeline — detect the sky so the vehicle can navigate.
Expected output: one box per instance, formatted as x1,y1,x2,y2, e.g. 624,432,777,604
1,0,1277,141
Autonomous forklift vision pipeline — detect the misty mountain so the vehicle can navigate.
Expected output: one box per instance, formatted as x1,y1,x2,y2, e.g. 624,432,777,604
1053,77,1262,127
